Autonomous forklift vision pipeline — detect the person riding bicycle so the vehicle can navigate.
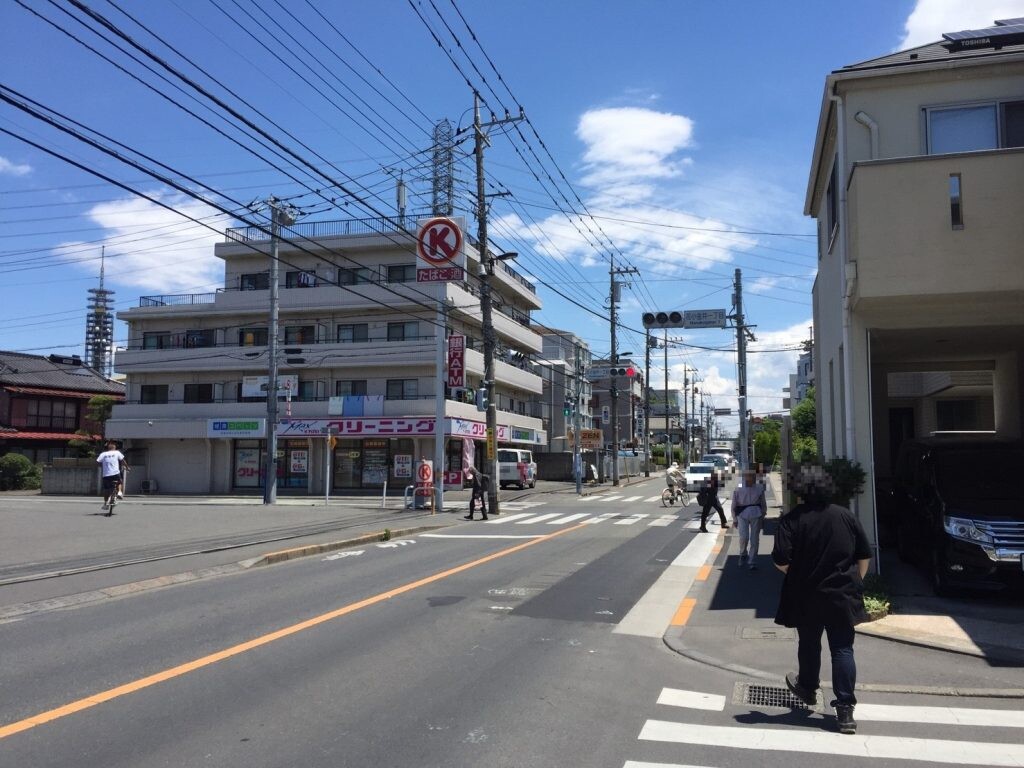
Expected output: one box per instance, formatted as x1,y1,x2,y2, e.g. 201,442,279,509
96,439,128,515
666,461,684,498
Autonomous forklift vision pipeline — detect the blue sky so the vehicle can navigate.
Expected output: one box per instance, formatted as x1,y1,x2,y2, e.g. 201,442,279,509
2,0,1021,434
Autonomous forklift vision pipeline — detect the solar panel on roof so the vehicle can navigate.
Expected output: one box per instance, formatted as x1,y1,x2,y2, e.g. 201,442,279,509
942,20,1024,51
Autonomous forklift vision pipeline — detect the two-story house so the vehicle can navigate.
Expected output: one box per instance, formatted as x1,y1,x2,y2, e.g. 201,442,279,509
805,20,1024,546
105,217,545,494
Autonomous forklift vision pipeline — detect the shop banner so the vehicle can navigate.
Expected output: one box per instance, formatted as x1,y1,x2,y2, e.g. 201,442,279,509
241,375,298,399
394,454,412,478
448,418,542,445
290,450,309,474
447,334,465,387
461,437,475,472
278,417,436,437
208,419,266,438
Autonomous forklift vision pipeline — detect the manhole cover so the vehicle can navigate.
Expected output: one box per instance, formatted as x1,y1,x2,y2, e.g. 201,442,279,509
739,627,796,640
734,683,810,710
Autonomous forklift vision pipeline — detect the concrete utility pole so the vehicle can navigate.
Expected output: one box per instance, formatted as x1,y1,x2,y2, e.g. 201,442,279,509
663,329,669,465
574,343,583,494
262,197,296,505
473,91,524,516
733,268,755,471
690,369,697,463
609,265,638,485
644,332,653,477
683,364,689,466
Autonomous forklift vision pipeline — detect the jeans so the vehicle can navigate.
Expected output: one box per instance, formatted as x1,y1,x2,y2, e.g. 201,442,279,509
797,619,857,705
736,514,763,558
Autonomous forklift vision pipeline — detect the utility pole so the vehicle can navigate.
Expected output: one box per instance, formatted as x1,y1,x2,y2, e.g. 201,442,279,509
473,91,524,515
663,329,669,466
261,197,297,505
690,370,697,463
644,332,653,477
682,364,689,466
609,265,638,486
733,268,755,471
574,343,583,494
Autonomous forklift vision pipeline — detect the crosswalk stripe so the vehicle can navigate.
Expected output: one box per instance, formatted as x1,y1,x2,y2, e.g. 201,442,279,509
594,495,624,502
546,513,590,525
615,514,649,525
583,513,617,525
483,513,534,524
515,513,562,524
638,719,1024,766
856,703,1024,728
622,495,645,502
624,762,713,768
656,688,725,711
645,496,663,503
648,515,676,527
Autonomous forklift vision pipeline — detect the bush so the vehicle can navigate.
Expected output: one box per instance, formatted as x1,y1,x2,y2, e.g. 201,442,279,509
791,435,817,464
0,453,39,490
823,457,866,506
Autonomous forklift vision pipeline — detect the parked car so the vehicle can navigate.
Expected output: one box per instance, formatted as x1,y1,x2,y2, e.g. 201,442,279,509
889,437,1024,594
684,463,715,492
497,448,537,489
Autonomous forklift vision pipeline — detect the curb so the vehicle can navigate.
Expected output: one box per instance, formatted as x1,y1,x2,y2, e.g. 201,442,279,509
250,525,443,566
856,620,1024,666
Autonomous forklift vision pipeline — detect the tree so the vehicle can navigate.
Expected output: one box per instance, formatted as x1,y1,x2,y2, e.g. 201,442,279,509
753,419,781,467
791,387,818,463
68,395,117,458
0,453,40,490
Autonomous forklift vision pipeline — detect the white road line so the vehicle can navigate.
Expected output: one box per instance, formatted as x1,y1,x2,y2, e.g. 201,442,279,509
615,514,649,525
592,495,625,502
648,515,676,527
624,762,714,768
671,531,718,567
546,513,590,525
621,495,645,502
515,513,562,524
645,495,664,503
638,720,1024,766
856,703,1024,728
583,513,618,525
656,688,726,711
420,533,543,540
483,513,534,524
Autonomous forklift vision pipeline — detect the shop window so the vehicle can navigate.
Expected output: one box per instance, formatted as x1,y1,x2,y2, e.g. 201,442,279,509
387,321,419,341
386,379,418,400
240,272,270,291
140,385,169,404
335,379,368,396
285,325,315,344
386,264,416,283
239,327,269,346
184,383,214,403
285,270,317,288
337,323,369,343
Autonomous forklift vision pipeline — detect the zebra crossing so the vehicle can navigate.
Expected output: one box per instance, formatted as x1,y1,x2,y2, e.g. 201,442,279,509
622,685,1024,767
482,504,688,527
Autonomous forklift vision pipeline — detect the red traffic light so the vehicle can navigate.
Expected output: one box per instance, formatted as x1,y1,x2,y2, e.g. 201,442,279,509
625,366,635,378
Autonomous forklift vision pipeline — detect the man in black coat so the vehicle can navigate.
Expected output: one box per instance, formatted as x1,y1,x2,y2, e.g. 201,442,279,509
772,464,872,735
464,467,489,520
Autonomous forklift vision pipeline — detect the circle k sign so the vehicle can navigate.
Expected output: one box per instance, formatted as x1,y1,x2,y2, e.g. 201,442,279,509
416,217,463,266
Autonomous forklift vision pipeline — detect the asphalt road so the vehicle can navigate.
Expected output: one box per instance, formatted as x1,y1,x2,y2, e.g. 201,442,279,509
3,482,1022,767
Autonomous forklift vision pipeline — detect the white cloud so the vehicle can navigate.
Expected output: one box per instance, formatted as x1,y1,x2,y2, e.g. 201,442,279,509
576,107,695,188
0,156,32,176
898,0,1024,49
54,192,230,292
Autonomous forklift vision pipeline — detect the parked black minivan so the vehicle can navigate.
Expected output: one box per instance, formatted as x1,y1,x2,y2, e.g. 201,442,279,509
890,437,1024,594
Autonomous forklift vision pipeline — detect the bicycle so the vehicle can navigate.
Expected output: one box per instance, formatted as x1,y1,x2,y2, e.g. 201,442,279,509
661,485,691,507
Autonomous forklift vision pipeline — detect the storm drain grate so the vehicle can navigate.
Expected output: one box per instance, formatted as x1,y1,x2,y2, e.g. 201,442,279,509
736,683,811,710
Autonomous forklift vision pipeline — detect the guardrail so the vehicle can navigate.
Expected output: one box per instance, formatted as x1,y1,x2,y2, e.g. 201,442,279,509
225,216,410,244
139,293,217,307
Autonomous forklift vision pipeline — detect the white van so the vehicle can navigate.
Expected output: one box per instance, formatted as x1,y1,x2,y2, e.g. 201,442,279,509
497,448,537,489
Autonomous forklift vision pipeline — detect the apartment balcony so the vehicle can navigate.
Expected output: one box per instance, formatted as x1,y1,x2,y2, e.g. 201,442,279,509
847,147,1024,324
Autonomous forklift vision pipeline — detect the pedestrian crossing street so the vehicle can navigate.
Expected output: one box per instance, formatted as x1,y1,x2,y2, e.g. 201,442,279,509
621,685,1024,767
490,495,721,530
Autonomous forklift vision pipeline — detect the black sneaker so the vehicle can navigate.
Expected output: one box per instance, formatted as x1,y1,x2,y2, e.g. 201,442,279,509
785,672,818,706
463,514,474,520
832,701,857,734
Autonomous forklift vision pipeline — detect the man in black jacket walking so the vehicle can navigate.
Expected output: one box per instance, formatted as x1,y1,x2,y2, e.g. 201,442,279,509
772,464,871,735
464,467,490,520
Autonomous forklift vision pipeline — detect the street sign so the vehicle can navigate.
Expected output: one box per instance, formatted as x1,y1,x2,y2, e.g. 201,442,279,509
683,309,727,328
447,334,465,387
416,217,466,281
486,428,495,460
714,408,732,416
417,460,433,483
601,405,610,421
579,428,602,450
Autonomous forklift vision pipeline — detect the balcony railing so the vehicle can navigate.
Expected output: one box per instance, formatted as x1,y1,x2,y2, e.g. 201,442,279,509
224,216,411,244
139,293,217,307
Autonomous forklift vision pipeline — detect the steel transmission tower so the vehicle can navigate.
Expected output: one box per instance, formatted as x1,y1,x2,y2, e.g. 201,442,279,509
84,247,114,379
431,119,454,216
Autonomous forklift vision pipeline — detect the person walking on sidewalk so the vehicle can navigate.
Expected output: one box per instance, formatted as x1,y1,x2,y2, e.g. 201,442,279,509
732,469,767,569
96,440,128,515
463,467,490,520
698,471,726,532
772,463,872,736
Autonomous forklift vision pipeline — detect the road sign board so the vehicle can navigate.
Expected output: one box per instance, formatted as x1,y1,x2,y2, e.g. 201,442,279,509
713,408,732,416
682,309,727,328
417,460,433,483
486,428,495,461
416,217,465,272
417,266,464,283
579,428,602,450
447,333,465,387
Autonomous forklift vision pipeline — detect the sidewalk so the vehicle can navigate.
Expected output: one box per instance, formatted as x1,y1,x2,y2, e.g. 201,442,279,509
663,472,1024,697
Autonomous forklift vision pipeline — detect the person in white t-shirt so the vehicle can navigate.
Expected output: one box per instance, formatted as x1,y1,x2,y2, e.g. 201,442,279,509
96,440,128,514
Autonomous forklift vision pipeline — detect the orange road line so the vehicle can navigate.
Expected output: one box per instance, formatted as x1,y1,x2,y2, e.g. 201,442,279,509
670,597,698,626
0,522,589,741
696,564,712,581
711,544,723,554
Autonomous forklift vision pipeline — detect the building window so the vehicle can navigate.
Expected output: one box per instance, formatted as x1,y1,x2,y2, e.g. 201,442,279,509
240,272,270,291
284,325,315,344
386,264,416,283
185,329,215,348
386,379,418,400
937,399,978,431
949,174,963,229
387,321,419,341
183,383,214,403
335,379,368,396
143,332,173,350
294,381,319,401
140,385,169,404
338,267,372,285
337,323,369,343
285,270,317,288
926,101,1024,154
239,327,269,346
826,159,838,248
23,399,78,430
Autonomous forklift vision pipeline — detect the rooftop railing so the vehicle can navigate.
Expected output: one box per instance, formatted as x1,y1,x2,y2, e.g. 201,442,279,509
224,216,411,244
139,293,217,307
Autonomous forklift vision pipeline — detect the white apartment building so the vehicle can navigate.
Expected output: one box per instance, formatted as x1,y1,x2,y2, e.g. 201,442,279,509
805,21,1024,544
106,216,545,494
533,327,592,453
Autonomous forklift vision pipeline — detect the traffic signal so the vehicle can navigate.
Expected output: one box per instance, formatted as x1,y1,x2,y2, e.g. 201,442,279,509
610,366,635,377
642,311,683,329
563,396,573,417
475,387,489,412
